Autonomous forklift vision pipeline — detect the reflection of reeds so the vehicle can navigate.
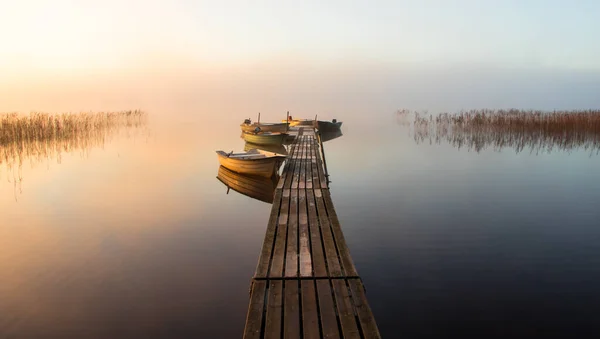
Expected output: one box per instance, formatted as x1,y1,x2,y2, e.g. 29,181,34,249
398,109,600,154
1,111,147,193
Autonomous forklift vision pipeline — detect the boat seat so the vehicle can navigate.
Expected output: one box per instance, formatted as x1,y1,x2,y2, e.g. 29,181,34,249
229,154,267,159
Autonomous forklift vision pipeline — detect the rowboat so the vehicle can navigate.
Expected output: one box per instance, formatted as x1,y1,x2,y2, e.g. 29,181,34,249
216,166,278,204
244,141,288,155
316,119,343,132
216,149,287,178
240,119,289,133
282,115,316,127
242,132,287,145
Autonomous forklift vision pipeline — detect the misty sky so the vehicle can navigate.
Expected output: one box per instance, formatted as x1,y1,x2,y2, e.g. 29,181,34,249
1,0,599,114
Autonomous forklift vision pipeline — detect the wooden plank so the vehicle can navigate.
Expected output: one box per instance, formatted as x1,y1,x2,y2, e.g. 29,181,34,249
305,142,313,189
315,190,342,277
284,280,301,339
313,135,328,189
316,155,327,189
243,280,267,339
291,138,302,189
322,190,358,277
348,279,381,339
283,142,298,189
265,280,283,339
310,139,320,189
298,138,306,190
277,138,298,189
316,280,340,339
270,188,290,277
298,189,312,277
301,280,321,339
285,189,299,277
307,189,327,277
332,280,361,339
255,189,283,278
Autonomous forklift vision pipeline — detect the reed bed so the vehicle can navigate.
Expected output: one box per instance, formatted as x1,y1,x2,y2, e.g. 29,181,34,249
398,109,600,154
1,110,147,171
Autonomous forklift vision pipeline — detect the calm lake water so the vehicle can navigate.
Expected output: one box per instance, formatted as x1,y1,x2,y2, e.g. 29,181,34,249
1,112,599,338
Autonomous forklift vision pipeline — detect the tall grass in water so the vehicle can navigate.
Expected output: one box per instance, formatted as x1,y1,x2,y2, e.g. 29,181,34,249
398,109,600,154
1,110,147,195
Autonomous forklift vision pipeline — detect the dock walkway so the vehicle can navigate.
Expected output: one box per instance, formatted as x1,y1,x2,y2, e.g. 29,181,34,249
243,127,381,339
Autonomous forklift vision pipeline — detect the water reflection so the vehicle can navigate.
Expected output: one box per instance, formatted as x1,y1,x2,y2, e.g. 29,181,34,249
216,165,278,204
397,109,600,154
319,129,343,142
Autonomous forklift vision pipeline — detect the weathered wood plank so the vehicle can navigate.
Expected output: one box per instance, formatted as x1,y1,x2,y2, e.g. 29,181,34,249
310,139,320,189
265,280,283,339
243,280,267,339
313,136,328,189
301,280,321,339
284,280,301,339
306,143,314,189
317,155,328,189
285,189,299,277
322,189,358,277
316,280,340,339
307,189,327,277
332,280,361,339
255,189,283,278
348,279,381,339
291,138,302,189
298,189,312,277
271,188,290,277
315,190,342,277
298,138,307,190
283,141,299,189
278,135,298,189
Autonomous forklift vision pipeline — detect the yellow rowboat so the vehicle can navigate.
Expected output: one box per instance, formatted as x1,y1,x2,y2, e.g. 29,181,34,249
240,119,289,133
241,132,287,145
215,149,287,178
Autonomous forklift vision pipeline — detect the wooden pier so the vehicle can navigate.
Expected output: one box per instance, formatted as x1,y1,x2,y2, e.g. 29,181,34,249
243,127,381,339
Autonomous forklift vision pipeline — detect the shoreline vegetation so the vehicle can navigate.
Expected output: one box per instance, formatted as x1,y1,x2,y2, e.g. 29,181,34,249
397,109,600,154
1,110,147,193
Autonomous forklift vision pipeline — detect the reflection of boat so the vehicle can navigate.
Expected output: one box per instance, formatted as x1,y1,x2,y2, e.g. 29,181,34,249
244,141,287,155
240,119,289,133
216,149,287,177
216,166,278,204
319,129,343,142
242,132,287,145
316,119,343,132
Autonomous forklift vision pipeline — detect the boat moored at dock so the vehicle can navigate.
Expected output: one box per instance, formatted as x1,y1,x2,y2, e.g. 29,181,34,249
215,149,287,177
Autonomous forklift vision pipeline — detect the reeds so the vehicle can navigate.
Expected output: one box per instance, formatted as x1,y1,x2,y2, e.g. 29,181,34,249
398,109,600,154
1,110,147,171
